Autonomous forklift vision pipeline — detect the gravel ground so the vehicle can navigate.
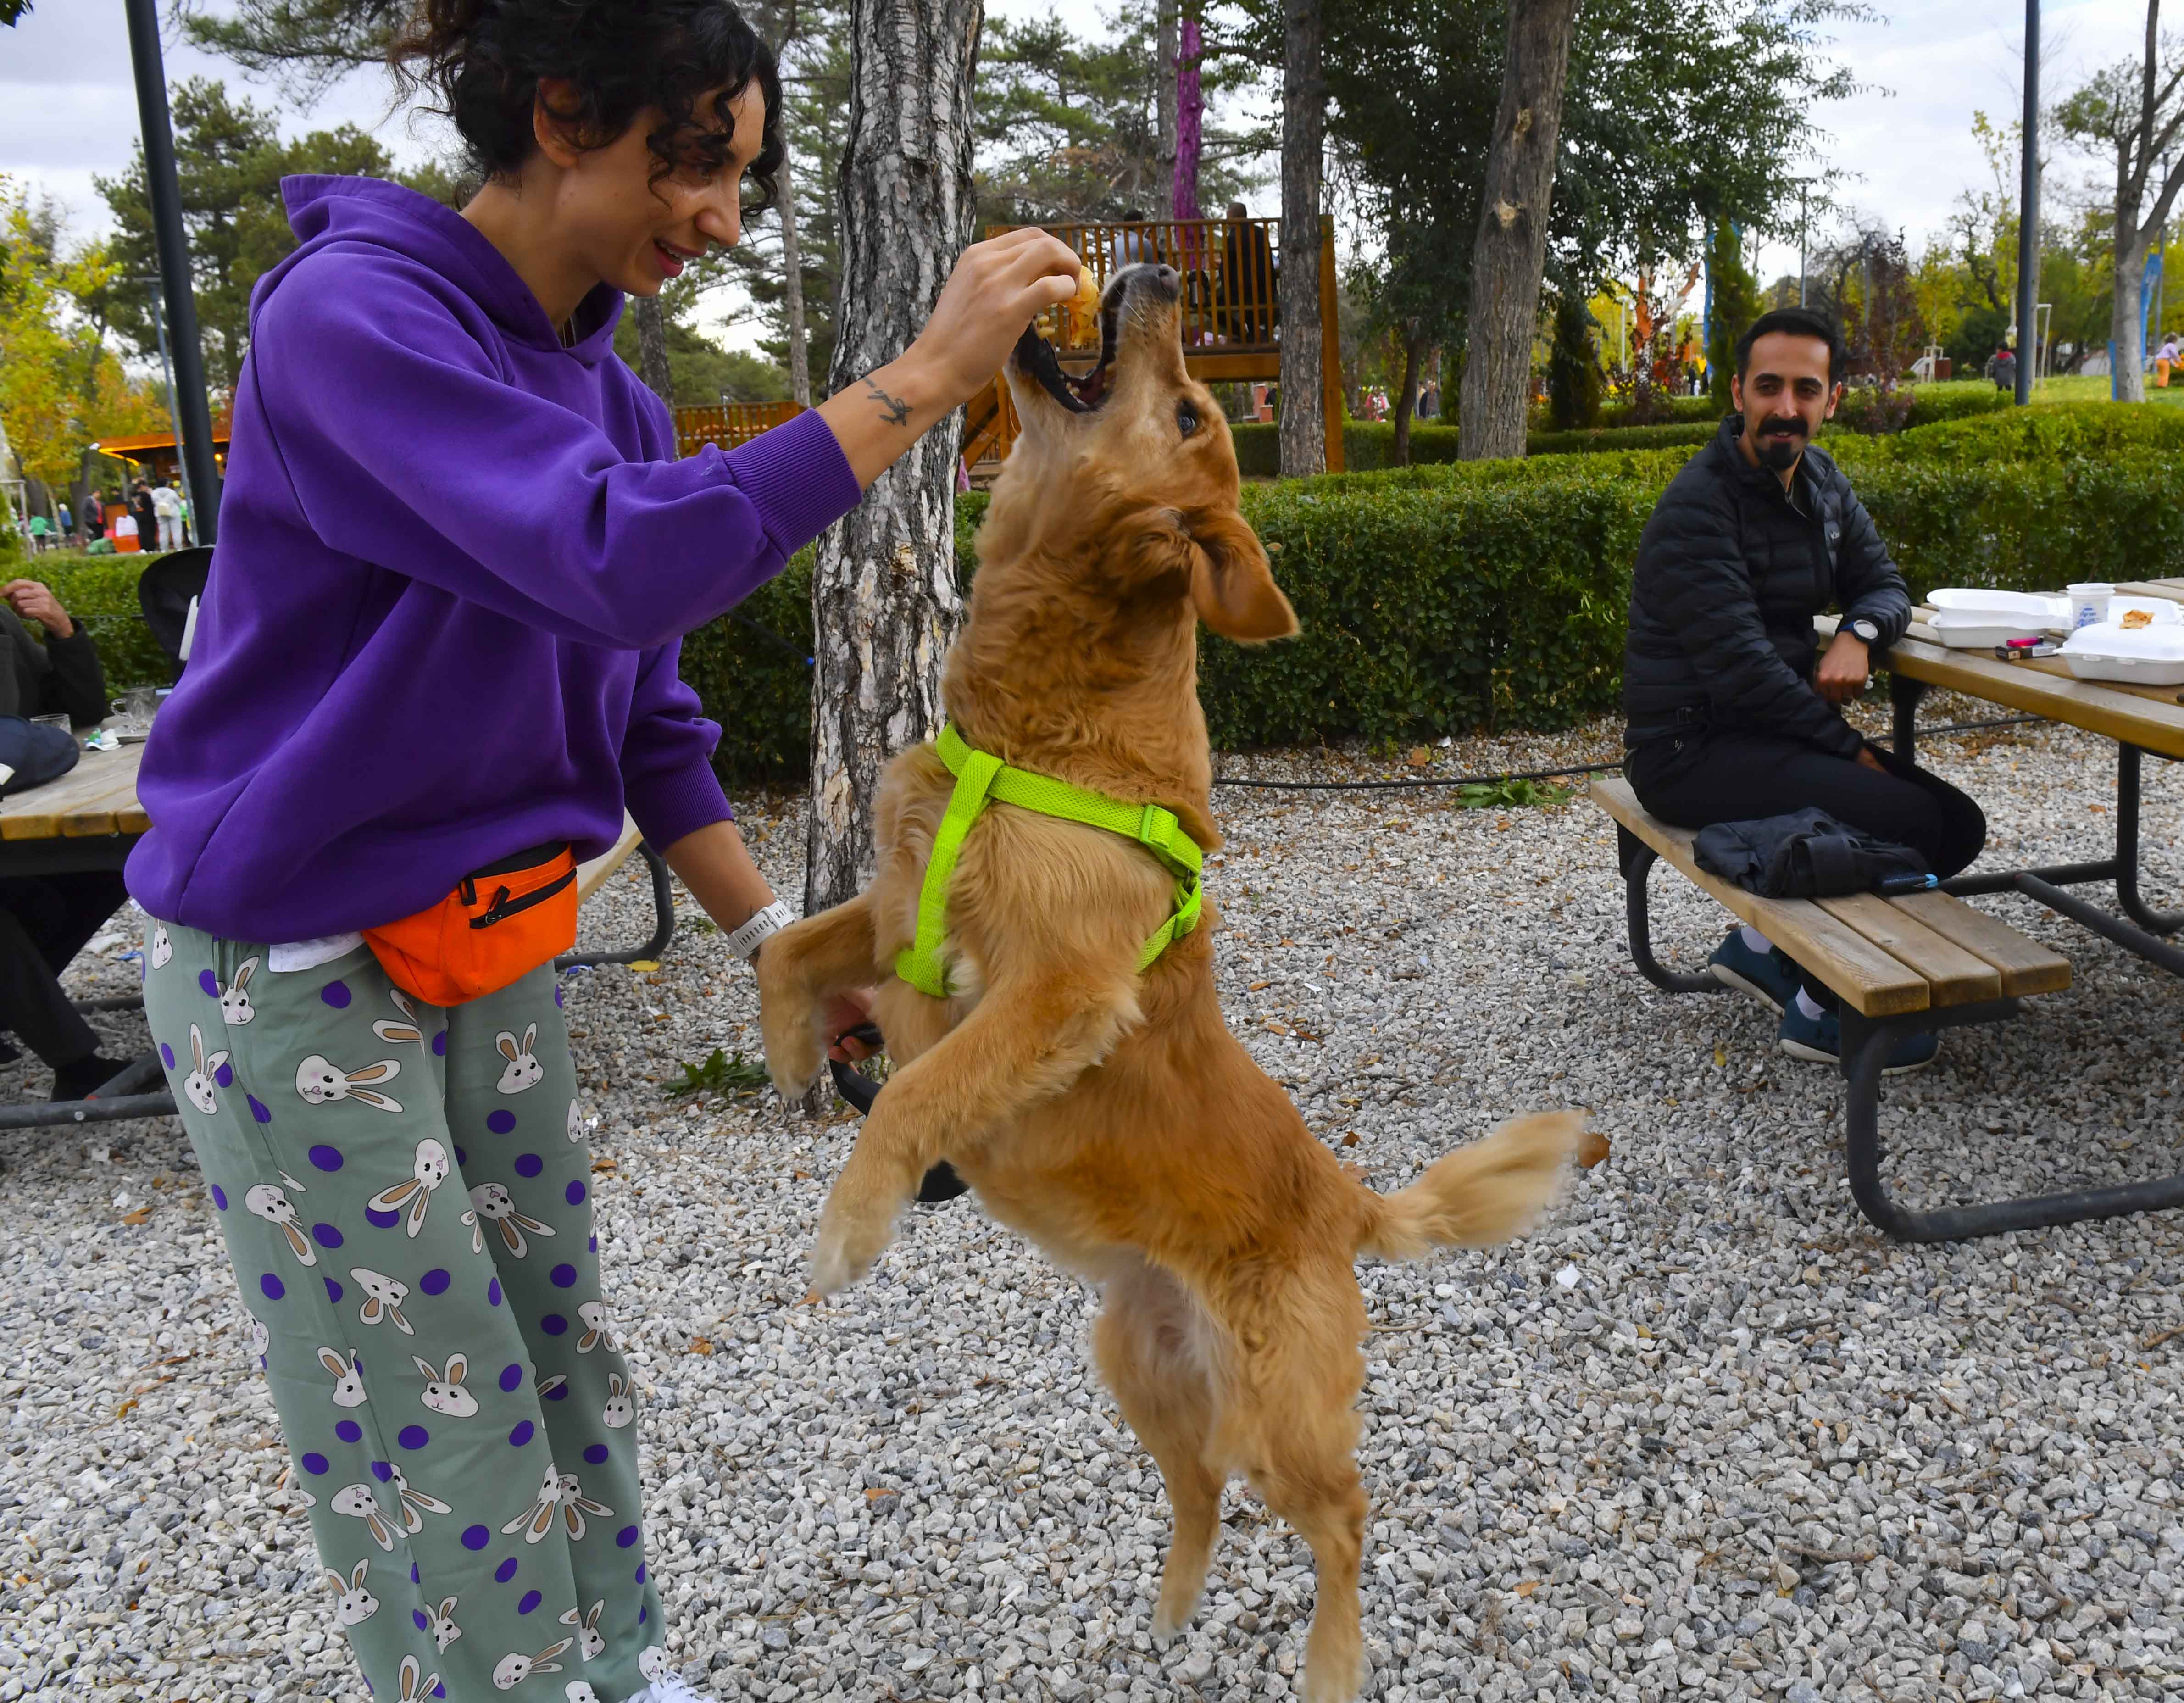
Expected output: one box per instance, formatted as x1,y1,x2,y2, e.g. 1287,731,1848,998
5,700,2183,1703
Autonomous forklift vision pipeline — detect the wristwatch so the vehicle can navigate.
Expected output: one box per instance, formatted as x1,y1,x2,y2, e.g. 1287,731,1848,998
1848,618,1881,645
726,900,797,963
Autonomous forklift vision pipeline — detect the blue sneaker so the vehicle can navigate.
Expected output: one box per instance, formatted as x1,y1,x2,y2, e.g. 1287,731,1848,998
1778,1005,1939,1075
1708,930,1803,1015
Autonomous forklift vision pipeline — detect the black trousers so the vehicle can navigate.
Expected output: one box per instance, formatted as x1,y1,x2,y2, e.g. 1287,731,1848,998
1627,729,1987,1002
0,871,128,1068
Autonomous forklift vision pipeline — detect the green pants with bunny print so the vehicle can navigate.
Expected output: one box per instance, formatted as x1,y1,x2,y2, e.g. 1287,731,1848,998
143,920,671,1703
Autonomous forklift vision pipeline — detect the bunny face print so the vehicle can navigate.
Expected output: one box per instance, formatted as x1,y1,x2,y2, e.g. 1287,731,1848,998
640,1645,670,1682
332,1482,398,1551
149,924,173,969
559,1599,606,1664
349,1268,413,1335
425,1594,462,1653
503,1462,567,1545
495,1024,544,1095
367,1138,450,1237
413,1352,478,1418
468,1182,554,1258
296,1053,403,1113
245,1183,317,1267
491,1636,572,1691
386,1463,450,1530
317,1346,367,1408
218,956,259,1025
396,1655,443,1703
324,1558,378,1628
575,1302,611,1354
601,1373,634,1430
182,1024,231,1116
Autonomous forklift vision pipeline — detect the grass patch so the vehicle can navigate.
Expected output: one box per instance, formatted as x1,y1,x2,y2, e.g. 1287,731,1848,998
663,1047,771,1099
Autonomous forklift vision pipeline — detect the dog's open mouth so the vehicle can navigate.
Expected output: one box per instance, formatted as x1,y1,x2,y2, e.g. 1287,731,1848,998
1014,279,1123,414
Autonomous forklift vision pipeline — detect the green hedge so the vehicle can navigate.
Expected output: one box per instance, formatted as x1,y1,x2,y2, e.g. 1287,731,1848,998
24,551,174,695
49,399,2184,786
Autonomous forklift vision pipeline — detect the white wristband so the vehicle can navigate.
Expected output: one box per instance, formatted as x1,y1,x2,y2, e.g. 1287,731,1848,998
726,900,797,962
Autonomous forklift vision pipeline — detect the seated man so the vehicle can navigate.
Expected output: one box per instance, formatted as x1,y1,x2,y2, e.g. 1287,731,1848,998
1621,306,1985,1073
0,577,129,1098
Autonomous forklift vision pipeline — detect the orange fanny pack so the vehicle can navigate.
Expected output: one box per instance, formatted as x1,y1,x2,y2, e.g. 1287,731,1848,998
362,841,578,1007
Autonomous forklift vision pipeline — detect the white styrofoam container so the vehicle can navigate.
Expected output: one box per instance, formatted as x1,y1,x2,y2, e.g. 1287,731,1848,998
2105,597,2181,627
1928,608,2049,649
2061,619,2184,685
1927,588,2072,629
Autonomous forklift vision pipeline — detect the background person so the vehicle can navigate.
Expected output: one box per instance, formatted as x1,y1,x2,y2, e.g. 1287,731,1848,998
129,480,160,553
151,479,184,550
1620,306,1985,1074
0,577,127,1099
122,2,1082,1700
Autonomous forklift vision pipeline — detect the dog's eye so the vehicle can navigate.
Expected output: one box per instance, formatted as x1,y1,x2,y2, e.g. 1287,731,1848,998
1177,401,1200,439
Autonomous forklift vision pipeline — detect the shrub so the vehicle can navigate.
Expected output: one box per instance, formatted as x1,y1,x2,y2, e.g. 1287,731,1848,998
1527,421,1719,456
1903,382,2012,428
1546,293,1604,430
29,552,174,694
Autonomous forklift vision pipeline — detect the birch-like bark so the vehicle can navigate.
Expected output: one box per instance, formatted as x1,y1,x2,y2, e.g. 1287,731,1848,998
804,0,981,915
778,128,813,407
631,294,675,403
1277,0,1326,479
1157,0,1179,190
1457,0,1581,460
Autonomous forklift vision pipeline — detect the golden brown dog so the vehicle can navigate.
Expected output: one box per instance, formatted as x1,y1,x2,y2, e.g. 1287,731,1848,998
757,263,1582,1702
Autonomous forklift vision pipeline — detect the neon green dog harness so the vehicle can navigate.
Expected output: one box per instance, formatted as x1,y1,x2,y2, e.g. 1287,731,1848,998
894,723,1206,998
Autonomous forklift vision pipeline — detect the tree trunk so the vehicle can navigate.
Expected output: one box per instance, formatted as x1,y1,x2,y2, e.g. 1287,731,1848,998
2115,234,2150,403
1156,0,1179,198
631,295,675,404
778,128,813,407
1457,0,1582,460
1277,0,1326,479
805,0,981,916
1391,327,1424,466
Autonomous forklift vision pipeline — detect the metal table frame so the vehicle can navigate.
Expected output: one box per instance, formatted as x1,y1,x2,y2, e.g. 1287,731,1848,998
1617,677,2184,1241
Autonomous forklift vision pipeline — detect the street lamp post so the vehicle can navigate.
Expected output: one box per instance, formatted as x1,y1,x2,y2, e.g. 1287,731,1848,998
123,0,222,541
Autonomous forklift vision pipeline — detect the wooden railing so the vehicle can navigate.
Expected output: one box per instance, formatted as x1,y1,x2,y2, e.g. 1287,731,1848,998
675,399,806,459
990,217,1285,357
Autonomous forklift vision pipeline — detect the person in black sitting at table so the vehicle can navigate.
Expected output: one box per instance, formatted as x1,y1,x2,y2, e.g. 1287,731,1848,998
1621,306,1987,1074
0,577,130,1098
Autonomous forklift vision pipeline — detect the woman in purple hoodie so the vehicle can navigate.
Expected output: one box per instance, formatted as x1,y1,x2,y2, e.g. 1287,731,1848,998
125,4,1078,1699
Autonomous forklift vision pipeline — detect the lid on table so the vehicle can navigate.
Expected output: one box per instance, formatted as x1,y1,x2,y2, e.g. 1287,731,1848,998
2062,619,2184,661
1928,588,2070,627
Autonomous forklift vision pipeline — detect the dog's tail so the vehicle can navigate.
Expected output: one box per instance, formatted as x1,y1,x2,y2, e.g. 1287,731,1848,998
1357,1110,1586,1263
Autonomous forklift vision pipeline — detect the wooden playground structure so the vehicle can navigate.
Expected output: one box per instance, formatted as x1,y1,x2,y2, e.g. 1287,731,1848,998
672,214,1344,475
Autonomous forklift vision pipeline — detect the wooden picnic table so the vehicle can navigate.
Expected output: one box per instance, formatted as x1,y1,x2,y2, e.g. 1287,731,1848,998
0,742,148,881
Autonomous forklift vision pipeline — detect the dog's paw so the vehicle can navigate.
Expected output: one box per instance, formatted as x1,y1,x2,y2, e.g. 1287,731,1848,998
808,1201,892,1297
1150,1592,1199,1645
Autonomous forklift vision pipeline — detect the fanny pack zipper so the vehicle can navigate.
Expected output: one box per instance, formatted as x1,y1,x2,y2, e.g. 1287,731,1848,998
468,868,576,929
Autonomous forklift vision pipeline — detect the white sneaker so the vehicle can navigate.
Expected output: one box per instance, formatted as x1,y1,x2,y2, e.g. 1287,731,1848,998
635,1678,718,1703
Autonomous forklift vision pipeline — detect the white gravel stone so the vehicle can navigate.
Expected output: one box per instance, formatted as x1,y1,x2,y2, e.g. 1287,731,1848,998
3,703,2182,1701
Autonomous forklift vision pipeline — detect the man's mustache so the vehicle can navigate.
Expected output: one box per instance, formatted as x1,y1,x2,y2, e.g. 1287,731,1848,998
1759,418,1807,438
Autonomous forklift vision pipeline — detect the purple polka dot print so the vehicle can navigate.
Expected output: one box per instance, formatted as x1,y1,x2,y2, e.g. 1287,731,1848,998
310,1222,342,1249
486,1109,515,1135
540,1313,567,1336
324,1278,345,1304
461,1525,491,1551
209,1185,228,1210
259,1274,284,1301
301,1453,329,1475
636,1565,648,1587
214,1063,234,1088
433,1031,447,1057
320,980,352,1009
371,1460,393,1482
584,1443,609,1465
514,1153,542,1179
499,1363,524,1393
453,1146,468,1167
198,969,219,997
336,1419,363,1444
419,1268,450,1296
397,1425,429,1450
159,1042,175,1069
486,1278,503,1308
248,1094,272,1124
495,1556,519,1583
565,1180,586,1207
308,1144,343,1172
616,1525,639,1548
517,1590,542,1615
550,1263,577,1289
554,984,565,1008
508,1420,534,1447
365,1207,400,1230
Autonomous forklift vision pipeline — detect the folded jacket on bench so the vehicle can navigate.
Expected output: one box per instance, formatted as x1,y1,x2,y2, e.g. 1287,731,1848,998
1693,807,1930,900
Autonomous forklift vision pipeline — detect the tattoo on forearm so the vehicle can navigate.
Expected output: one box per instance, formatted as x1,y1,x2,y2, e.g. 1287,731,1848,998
862,374,913,427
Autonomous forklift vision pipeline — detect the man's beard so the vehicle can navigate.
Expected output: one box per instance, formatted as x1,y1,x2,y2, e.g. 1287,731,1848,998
1755,421,1806,470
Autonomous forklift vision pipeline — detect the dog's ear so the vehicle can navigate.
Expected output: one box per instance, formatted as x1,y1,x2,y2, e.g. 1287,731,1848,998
1186,509,1297,643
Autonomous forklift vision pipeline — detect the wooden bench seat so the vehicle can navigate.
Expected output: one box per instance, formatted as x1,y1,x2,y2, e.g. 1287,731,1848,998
1592,778,2070,1013
563,813,676,969
576,813,646,904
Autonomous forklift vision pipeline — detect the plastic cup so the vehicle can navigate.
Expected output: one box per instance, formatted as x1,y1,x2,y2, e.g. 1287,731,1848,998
2068,583,2114,629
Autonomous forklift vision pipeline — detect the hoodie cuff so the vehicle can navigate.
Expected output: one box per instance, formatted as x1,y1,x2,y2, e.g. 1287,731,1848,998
722,407,864,559
626,759,735,855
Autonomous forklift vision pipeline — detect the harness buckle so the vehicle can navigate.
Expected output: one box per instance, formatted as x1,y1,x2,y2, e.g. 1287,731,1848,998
1136,802,1179,850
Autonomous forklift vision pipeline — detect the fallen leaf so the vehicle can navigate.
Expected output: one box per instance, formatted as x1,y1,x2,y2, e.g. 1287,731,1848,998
1340,1131,1361,1146
1577,1130,1612,1170
591,1158,618,1173
121,1209,151,1225
1514,1580,1541,1597
1713,1045,1727,1069
689,1336,714,1355
114,1399,137,1420
1249,980,1272,992
628,959,662,973
1407,747,1431,768
793,1169,811,1181
864,1486,898,1502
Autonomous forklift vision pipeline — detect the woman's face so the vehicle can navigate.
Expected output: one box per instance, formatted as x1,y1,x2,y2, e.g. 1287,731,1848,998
548,81,767,299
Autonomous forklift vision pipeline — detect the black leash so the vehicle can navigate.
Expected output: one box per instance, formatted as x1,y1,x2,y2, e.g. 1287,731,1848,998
830,1024,967,1203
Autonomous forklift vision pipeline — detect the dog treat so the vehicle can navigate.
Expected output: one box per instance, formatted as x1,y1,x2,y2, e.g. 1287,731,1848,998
1073,267,1100,312
2123,607,2155,629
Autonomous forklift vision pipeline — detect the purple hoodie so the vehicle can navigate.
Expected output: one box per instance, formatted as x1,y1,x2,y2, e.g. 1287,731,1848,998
128,176,860,943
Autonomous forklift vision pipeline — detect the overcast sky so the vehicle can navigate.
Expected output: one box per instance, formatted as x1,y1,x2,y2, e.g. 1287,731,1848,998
0,0,2161,351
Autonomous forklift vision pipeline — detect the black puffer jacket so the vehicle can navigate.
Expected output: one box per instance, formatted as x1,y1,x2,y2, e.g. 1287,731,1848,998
1623,416,1911,759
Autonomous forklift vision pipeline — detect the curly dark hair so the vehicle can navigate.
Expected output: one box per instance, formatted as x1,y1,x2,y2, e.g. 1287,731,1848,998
391,0,784,212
